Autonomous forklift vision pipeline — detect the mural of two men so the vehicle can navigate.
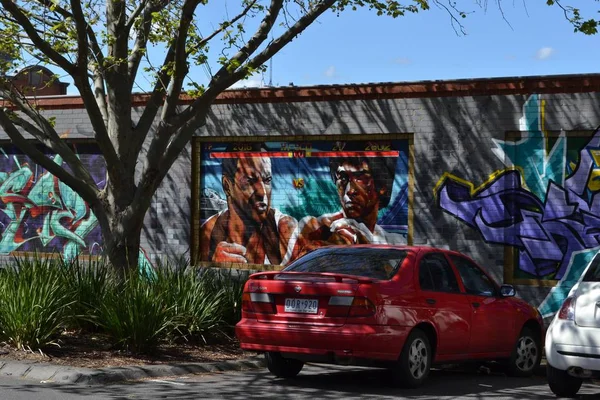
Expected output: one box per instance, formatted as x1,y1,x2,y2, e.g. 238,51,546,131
198,141,409,266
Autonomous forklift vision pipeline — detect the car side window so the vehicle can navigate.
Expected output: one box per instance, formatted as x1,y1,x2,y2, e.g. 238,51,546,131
451,255,497,297
418,253,461,293
583,254,600,282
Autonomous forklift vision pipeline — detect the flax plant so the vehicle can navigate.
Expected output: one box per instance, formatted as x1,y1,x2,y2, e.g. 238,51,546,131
0,255,75,351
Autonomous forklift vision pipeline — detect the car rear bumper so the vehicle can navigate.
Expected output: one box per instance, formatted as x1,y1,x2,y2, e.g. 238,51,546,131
545,318,600,372
235,318,409,361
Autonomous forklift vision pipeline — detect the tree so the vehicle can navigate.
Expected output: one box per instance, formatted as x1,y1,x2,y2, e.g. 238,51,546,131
0,0,596,273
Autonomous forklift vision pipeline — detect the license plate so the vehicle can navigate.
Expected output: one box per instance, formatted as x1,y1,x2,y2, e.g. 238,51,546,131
284,298,318,314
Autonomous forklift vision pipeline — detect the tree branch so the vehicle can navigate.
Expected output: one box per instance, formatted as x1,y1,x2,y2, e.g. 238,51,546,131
0,0,76,74
187,0,258,56
209,0,284,88
0,109,99,207
0,85,99,189
160,0,204,121
127,0,172,89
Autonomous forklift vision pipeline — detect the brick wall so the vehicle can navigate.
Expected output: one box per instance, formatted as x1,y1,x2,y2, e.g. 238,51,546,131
2,74,600,313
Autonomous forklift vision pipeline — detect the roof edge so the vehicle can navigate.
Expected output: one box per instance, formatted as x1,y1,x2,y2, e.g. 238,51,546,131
3,72,600,109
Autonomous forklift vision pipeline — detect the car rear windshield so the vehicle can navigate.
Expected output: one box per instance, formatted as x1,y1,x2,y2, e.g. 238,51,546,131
583,254,600,282
282,248,407,280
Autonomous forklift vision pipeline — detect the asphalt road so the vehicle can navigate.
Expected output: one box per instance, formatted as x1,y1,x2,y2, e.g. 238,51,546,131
0,364,599,399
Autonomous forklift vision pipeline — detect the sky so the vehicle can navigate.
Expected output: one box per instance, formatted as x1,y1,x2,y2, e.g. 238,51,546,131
53,1,600,94
230,1,600,89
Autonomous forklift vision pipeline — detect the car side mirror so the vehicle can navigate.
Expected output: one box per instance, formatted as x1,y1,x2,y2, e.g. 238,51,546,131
500,284,516,297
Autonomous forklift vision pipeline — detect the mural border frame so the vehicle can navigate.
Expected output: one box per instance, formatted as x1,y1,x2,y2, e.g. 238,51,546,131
191,133,415,265
502,129,594,287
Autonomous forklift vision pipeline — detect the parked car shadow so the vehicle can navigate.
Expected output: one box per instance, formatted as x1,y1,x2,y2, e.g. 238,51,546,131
261,364,600,399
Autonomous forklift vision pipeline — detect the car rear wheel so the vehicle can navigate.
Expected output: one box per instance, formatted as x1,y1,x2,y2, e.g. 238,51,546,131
507,327,541,377
547,364,583,397
265,352,304,378
391,328,431,388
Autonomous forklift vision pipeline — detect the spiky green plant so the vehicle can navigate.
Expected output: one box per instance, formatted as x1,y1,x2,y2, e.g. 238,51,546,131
96,272,176,354
0,254,75,351
59,255,114,331
211,268,249,332
152,262,223,342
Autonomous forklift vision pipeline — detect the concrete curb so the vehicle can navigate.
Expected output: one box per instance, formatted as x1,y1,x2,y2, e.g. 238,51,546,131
0,357,547,385
0,356,266,385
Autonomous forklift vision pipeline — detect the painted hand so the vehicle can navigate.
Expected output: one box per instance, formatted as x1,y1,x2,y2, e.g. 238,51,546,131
329,218,374,244
212,242,248,263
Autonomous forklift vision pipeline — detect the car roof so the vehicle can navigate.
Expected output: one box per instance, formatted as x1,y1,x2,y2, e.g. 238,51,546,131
309,244,444,253
307,244,477,259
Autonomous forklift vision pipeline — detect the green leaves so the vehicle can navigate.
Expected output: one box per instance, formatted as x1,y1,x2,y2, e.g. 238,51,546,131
0,254,248,354
0,255,75,351
332,0,429,18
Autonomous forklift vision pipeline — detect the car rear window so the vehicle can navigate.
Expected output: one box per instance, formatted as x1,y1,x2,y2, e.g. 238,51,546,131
583,254,600,282
282,248,407,280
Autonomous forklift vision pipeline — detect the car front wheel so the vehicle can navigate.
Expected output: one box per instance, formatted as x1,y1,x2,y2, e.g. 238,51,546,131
547,364,583,397
265,352,304,378
507,327,541,377
391,328,431,388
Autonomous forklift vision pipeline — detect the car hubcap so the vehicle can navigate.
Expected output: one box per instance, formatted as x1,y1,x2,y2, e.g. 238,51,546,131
408,338,428,379
515,336,538,371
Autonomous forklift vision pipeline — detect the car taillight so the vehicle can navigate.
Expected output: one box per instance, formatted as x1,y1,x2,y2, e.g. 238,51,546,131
242,292,275,314
558,296,576,320
326,296,376,318
242,293,253,313
326,296,353,317
348,297,376,317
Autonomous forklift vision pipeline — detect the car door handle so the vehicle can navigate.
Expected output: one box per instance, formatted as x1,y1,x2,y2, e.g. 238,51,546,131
472,302,480,308
426,298,436,305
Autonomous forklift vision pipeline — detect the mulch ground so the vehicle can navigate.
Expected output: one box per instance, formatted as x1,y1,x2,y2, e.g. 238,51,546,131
0,331,258,369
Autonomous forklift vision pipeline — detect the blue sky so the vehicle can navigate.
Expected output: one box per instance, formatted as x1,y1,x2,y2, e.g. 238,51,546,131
231,1,600,89
56,1,600,94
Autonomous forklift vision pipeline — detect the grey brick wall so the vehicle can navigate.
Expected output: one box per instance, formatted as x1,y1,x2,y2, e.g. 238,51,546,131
2,88,600,312
199,91,600,311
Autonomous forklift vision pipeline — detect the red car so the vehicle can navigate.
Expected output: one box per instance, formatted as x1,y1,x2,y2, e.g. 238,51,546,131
235,245,543,387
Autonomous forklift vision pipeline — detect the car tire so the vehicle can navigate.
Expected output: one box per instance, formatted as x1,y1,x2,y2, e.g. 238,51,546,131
265,352,304,378
547,364,583,397
391,328,431,388
507,327,542,377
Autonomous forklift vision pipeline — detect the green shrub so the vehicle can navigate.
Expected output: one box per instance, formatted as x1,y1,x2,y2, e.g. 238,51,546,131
210,268,249,332
0,253,250,354
0,255,75,351
59,255,114,331
95,272,176,354
160,267,224,341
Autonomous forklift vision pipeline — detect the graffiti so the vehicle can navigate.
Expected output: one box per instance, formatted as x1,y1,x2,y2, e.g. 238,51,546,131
0,144,104,259
435,94,600,316
198,140,410,265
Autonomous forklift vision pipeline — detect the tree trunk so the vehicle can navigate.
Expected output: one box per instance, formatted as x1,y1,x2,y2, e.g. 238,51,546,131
93,194,146,276
104,221,143,277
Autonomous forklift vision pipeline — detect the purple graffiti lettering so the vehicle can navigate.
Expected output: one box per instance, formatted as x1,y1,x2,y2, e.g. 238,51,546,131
438,128,600,280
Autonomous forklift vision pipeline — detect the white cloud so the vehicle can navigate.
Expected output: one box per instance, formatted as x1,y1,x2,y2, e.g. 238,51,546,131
324,66,336,78
230,77,264,89
394,57,412,65
535,47,555,60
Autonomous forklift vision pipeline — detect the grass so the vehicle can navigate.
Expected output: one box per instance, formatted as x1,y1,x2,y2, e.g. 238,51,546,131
0,254,249,354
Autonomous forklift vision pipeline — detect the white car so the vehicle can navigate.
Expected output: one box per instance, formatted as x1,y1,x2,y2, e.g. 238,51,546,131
545,254,600,397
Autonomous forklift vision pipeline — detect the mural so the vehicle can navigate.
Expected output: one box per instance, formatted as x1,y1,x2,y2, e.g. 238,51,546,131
435,94,600,317
198,140,410,265
0,143,151,272
0,143,104,260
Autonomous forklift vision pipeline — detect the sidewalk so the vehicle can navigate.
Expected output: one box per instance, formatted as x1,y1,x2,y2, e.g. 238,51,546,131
0,356,266,385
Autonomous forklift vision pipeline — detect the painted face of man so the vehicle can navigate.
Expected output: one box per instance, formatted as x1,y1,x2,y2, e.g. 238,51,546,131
229,157,273,224
334,160,379,221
